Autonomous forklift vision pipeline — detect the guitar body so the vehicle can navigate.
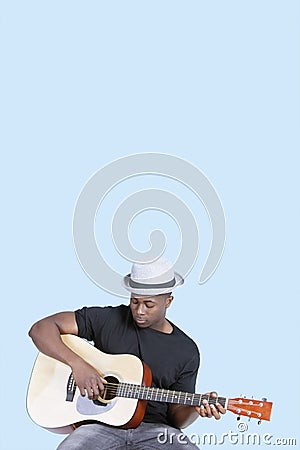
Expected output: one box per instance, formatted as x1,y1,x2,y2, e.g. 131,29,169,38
27,335,152,433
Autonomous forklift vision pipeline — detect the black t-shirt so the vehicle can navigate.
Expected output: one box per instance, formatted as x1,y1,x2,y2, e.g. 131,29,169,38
75,305,200,426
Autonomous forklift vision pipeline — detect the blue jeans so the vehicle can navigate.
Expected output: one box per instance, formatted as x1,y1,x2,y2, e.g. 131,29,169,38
56,422,199,449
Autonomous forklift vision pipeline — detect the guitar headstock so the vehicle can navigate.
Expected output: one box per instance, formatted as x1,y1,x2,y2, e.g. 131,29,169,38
227,397,273,422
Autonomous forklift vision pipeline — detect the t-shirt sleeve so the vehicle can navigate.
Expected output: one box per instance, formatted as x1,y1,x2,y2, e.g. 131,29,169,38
75,306,109,342
170,348,200,394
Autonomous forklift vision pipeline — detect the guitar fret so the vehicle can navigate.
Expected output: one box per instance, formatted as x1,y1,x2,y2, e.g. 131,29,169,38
143,386,148,400
184,391,192,405
160,388,166,401
194,393,202,406
145,388,150,400
159,389,163,401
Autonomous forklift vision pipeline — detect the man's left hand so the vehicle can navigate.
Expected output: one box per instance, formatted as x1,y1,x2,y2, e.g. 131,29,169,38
195,391,226,420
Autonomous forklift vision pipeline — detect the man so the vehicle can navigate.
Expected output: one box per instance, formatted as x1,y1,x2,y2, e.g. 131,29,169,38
29,257,225,449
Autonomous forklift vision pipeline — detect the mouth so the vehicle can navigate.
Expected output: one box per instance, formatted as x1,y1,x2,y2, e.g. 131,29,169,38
135,317,147,325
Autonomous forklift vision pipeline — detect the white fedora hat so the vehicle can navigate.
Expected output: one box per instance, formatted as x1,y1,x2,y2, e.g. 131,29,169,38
122,257,184,296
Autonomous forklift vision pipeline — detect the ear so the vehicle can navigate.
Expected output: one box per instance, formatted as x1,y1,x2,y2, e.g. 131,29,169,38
165,295,174,309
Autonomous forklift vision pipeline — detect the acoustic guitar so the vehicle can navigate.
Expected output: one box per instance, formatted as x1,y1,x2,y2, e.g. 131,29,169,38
27,334,273,434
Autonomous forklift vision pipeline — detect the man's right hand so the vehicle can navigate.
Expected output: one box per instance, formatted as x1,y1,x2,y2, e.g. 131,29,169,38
71,359,107,400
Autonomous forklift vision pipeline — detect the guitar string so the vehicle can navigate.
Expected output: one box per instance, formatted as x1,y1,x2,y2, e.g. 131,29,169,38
103,382,204,396
97,383,226,404
102,381,219,395
102,384,263,406
95,385,264,415
94,384,264,412
84,383,264,414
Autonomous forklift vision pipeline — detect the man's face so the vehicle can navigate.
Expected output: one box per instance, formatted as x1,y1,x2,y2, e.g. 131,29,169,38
129,293,173,330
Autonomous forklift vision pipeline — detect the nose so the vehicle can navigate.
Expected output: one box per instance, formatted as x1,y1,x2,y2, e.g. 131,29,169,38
137,303,146,315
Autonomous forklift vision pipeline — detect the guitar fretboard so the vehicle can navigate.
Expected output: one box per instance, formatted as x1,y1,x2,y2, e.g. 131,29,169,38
115,383,226,408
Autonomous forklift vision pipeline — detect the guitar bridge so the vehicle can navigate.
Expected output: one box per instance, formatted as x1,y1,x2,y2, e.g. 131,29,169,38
66,373,76,402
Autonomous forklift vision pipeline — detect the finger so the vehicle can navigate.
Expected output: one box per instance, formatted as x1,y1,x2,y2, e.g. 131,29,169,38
210,403,221,420
196,405,207,417
92,380,108,399
90,381,101,398
86,386,95,400
204,391,218,397
99,376,107,384
89,374,106,398
202,400,213,418
216,402,226,415
199,405,207,417
79,385,86,397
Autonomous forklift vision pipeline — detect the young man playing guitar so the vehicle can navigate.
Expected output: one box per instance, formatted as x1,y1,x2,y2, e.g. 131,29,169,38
29,257,225,449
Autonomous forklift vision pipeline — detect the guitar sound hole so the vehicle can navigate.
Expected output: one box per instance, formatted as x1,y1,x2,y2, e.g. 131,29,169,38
102,375,119,401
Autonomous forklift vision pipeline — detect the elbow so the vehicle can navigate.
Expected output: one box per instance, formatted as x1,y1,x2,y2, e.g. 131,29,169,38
28,321,40,340
28,318,48,341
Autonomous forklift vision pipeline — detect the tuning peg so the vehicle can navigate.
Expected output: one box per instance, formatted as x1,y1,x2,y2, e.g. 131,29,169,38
262,397,267,402
258,420,261,425
237,416,241,421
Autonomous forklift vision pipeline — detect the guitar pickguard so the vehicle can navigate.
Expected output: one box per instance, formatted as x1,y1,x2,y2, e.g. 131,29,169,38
77,395,116,416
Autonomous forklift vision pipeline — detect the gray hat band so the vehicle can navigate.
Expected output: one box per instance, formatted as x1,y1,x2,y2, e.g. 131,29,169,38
129,277,176,290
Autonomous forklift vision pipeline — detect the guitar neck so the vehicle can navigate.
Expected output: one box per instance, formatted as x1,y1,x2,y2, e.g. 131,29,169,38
115,382,227,408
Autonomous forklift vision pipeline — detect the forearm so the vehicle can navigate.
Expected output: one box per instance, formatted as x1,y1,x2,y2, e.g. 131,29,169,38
168,405,199,429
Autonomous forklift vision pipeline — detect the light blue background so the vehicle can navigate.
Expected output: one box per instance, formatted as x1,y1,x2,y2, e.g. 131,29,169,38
1,1,299,449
